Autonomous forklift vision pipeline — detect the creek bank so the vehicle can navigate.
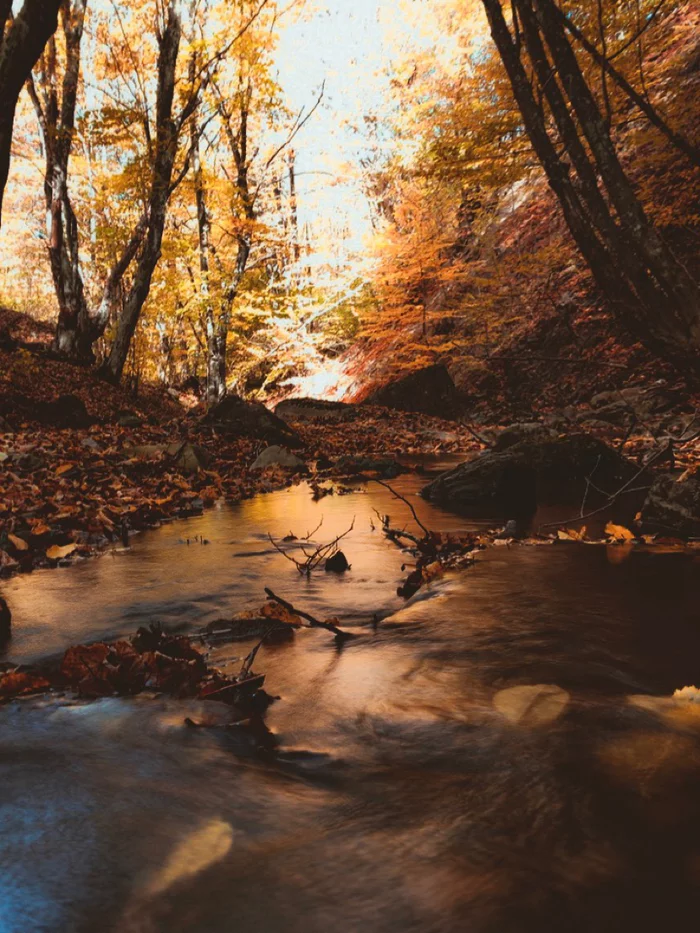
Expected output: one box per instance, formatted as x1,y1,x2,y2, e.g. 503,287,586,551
1,389,481,580
421,433,642,520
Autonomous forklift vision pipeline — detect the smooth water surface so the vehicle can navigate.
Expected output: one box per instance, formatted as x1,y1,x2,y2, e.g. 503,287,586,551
2,470,700,933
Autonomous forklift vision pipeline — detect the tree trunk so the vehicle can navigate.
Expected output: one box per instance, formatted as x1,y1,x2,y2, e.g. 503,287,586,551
27,1,92,358
0,0,62,227
481,0,700,372
102,0,183,384
190,103,222,405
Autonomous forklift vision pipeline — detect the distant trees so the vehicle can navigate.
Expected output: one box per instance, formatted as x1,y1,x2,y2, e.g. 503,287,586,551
480,0,700,371
7,0,318,394
188,0,323,403
0,0,62,226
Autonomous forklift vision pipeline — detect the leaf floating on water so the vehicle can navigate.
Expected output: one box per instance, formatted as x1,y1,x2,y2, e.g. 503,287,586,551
46,543,78,560
605,522,635,542
493,684,570,727
145,820,235,897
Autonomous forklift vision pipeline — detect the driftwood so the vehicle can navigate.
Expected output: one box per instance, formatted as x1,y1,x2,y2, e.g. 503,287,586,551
370,479,480,598
264,588,355,642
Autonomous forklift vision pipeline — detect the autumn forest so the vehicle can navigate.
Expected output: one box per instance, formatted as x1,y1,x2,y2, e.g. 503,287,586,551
1,2,700,931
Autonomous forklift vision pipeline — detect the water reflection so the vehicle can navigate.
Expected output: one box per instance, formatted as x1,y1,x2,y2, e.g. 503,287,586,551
2,473,700,932
1,472,476,664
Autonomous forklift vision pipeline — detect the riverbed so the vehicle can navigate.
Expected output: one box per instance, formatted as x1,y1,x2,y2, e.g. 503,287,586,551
2,467,700,933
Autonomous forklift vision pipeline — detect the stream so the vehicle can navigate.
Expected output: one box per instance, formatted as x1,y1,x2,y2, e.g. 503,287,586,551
2,462,700,933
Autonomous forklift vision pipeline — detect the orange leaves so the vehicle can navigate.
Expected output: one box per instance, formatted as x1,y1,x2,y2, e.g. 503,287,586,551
0,621,263,706
605,522,635,543
46,543,78,560
7,533,28,551
0,669,52,699
557,527,587,542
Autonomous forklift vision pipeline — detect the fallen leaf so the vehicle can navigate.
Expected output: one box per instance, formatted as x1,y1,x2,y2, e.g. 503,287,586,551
55,463,75,476
494,684,570,726
46,543,78,560
605,522,635,542
8,533,29,551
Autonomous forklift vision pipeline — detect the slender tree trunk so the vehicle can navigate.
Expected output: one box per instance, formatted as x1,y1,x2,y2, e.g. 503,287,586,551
190,105,223,405
102,0,183,384
481,0,700,371
0,0,62,227
27,1,92,358
205,80,257,402
551,1,700,170
288,149,300,263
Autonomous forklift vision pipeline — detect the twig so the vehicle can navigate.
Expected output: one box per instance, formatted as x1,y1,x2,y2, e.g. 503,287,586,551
304,517,324,541
540,444,668,530
268,519,354,575
264,588,353,640
239,639,264,679
369,479,431,537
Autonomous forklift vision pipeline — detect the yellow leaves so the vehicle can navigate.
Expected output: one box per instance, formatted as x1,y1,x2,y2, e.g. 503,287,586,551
605,522,635,542
557,526,587,541
30,521,50,536
46,543,78,561
55,462,75,476
8,534,28,551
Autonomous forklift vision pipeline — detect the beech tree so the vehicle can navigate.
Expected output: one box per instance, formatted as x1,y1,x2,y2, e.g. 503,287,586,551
480,0,700,371
27,0,91,357
187,0,322,403
0,0,62,226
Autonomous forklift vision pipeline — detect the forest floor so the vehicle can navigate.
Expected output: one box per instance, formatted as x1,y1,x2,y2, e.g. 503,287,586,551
0,309,482,579
3,306,700,707
2,307,700,583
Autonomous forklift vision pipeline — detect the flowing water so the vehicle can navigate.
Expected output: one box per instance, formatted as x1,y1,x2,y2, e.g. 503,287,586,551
2,464,700,933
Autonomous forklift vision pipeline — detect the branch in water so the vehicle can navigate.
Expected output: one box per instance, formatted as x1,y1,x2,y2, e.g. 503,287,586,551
264,588,354,641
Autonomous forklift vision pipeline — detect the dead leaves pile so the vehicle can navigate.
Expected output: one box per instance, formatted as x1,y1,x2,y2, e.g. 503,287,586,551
505,521,700,553
296,406,481,462
0,623,265,707
0,421,299,577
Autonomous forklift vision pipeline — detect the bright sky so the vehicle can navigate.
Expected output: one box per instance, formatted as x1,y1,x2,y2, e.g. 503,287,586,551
274,0,413,268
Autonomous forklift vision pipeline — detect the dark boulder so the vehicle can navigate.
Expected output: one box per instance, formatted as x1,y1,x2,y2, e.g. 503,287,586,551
203,394,302,448
421,433,641,520
641,472,700,538
180,375,204,396
492,423,559,452
334,455,406,479
0,326,17,352
363,364,460,417
275,398,357,423
38,394,92,429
